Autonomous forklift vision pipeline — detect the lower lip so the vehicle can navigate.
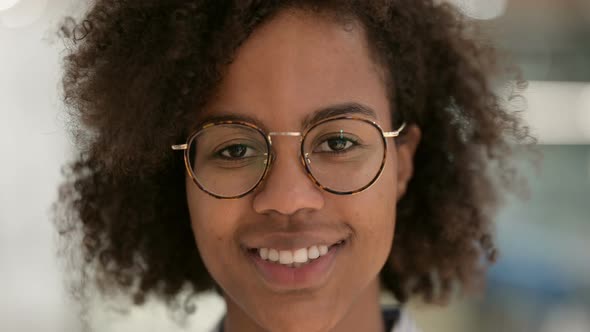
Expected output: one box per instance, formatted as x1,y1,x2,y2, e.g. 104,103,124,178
246,243,345,291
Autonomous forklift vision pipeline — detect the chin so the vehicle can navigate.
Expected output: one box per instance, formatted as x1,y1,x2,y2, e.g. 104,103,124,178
259,318,335,332
254,305,339,332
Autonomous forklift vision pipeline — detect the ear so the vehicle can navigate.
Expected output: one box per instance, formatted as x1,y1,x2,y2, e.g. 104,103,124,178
395,124,421,201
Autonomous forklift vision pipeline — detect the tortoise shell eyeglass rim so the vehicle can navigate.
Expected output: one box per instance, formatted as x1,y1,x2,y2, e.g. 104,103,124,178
172,115,407,199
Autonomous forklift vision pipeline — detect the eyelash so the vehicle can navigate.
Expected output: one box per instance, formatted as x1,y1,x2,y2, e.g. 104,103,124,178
312,135,361,154
215,145,259,159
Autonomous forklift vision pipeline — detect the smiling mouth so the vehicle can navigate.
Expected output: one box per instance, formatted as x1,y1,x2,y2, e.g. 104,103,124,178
244,237,348,290
246,240,346,268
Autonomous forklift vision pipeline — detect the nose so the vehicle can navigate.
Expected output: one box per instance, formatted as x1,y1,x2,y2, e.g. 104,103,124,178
252,140,325,216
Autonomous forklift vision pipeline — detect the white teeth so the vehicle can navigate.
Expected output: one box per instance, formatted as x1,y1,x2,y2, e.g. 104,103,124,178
308,246,320,259
268,249,279,262
256,242,341,266
279,250,293,264
293,248,308,263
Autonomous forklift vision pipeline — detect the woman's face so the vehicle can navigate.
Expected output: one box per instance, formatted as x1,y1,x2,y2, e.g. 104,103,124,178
186,9,419,332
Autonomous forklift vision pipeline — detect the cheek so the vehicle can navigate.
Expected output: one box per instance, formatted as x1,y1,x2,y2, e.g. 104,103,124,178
354,154,398,231
372,155,399,237
185,180,246,279
362,180,397,281
334,156,398,275
359,179,397,259
187,187,223,241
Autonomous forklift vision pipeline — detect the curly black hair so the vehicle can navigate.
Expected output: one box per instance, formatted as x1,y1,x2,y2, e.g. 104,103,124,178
53,0,534,319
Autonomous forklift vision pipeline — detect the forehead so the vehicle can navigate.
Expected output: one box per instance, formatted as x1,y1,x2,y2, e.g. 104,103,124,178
201,9,391,131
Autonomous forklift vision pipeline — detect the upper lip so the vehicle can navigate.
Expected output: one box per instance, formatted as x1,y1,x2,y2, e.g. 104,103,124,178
242,232,349,251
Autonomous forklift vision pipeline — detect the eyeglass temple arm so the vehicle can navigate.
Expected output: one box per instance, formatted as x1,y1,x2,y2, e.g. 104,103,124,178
171,144,188,150
383,122,406,138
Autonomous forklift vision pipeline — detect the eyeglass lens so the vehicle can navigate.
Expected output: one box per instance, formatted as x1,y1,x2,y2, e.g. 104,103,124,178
187,119,385,198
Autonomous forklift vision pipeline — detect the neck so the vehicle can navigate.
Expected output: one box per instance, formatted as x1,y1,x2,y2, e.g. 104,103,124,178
223,278,385,332
330,278,384,332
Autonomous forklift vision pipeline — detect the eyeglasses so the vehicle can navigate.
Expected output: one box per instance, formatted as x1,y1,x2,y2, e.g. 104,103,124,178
172,116,406,199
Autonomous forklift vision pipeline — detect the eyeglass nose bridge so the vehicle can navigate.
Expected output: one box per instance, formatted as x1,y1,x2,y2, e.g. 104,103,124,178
261,131,319,194
266,131,302,144
265,131,310,165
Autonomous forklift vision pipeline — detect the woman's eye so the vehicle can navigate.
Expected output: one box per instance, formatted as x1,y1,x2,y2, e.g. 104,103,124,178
218,144,256,159
314,137,357,153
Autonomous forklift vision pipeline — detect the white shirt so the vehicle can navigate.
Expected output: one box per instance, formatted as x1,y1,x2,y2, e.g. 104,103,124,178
392,308,422,332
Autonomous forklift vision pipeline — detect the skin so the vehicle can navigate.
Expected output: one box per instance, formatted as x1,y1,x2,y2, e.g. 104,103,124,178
186,9,421,332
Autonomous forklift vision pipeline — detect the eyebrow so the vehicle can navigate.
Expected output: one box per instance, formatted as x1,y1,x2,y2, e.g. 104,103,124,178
302,102,377,129
197,102,378,131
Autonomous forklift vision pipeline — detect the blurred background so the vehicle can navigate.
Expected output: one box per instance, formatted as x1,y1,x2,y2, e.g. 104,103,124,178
0,0,588,331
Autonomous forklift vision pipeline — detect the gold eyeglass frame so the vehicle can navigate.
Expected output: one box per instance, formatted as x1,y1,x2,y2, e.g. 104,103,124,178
172,115,406,199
